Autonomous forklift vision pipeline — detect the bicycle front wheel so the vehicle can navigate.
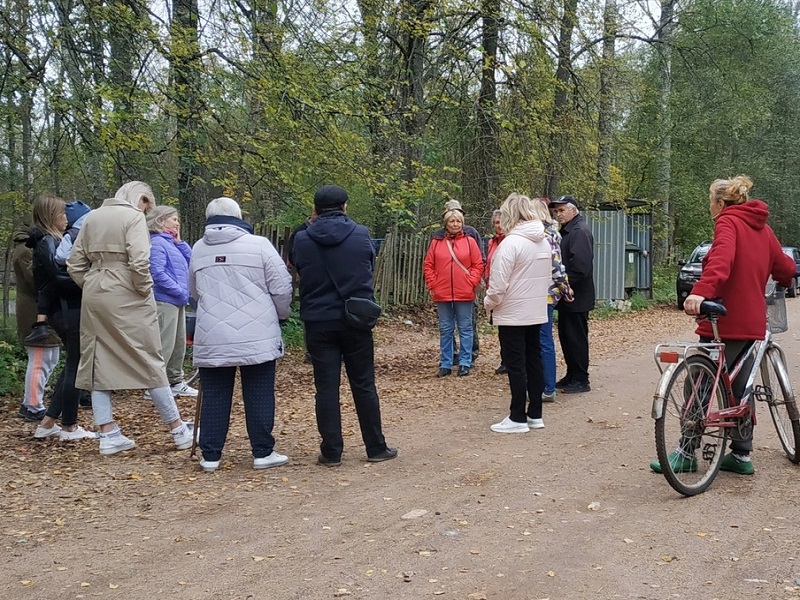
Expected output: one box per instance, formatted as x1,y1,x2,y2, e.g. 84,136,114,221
760,347,800,463
654,354,729,496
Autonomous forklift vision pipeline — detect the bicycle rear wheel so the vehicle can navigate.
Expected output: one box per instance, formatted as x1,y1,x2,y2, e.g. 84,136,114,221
654,354,729,496
760,347,800,463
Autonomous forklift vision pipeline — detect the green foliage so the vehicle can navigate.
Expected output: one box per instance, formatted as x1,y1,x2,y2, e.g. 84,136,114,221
652,263,678,305
280,303,305,350
0,341,26,396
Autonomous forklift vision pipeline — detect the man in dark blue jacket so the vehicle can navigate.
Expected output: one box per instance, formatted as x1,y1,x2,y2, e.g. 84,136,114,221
292,185,397,466
550,195,595,394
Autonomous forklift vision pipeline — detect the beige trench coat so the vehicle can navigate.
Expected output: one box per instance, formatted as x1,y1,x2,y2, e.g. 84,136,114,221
66,198,168,390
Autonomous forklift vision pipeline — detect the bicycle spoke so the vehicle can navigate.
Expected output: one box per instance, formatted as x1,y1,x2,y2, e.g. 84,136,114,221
760,348,800,463
655,355,728,495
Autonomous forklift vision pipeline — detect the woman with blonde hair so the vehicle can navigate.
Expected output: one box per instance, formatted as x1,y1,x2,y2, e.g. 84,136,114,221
531,198,573,401
67,181,194,456
29,195,95,441
146,205,196,398
651,175,796,475
484,193,549,433
423,207,484,377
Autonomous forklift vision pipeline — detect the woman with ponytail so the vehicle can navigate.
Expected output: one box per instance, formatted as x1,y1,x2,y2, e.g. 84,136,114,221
650,175,796,475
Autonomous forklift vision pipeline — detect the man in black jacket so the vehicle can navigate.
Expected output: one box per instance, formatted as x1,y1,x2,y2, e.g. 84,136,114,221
292,185,397,466
550,195,595,394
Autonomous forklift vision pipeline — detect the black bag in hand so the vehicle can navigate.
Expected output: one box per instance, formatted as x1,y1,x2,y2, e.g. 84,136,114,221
344,297,381,330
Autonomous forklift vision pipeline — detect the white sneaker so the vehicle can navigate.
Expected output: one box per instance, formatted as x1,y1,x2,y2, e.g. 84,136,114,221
59,426,98,441
527,417,545,429
253,451,289,470
143,390,152,401
170,382,199,397
542,391,556,403
199,458,219,473
34,423,62,439
99,433,136,455
490,417,530,433
171,422,195,450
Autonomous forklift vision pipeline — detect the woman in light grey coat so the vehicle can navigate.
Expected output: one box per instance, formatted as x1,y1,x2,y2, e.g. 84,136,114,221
189,197,292,473
67,181,194,456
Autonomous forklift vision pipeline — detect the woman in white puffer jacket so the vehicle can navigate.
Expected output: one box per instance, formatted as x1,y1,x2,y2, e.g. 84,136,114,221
189,197,292,473
484,193,553,434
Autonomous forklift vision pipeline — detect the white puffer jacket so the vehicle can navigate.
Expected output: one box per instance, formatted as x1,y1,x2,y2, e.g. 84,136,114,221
484,219,550,326
189,224,292,367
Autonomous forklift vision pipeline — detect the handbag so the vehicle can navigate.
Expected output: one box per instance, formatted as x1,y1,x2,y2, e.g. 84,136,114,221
314,242,381,330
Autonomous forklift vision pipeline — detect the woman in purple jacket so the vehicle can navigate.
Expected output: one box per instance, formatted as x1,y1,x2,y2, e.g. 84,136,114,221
146,206,197,398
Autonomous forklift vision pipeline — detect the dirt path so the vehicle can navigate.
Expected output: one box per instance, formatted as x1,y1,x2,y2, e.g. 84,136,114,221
2,303,800,600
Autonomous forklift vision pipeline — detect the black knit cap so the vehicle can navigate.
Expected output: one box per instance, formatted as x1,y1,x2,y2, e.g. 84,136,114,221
314,185,348,210
551,195,579,210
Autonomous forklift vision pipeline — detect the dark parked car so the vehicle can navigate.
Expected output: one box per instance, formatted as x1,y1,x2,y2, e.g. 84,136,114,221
676,241,711,310
782,246,800,298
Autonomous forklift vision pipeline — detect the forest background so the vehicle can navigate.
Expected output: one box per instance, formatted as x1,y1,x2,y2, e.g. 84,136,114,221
2,0,800,263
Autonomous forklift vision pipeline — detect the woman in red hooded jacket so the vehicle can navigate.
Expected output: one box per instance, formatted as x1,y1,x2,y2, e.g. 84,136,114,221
424,208,484,377
651,175,796,476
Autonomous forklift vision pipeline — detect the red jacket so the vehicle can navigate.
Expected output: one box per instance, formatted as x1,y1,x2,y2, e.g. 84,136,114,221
424,233,484,302
485,234,505,283
692,200,795,340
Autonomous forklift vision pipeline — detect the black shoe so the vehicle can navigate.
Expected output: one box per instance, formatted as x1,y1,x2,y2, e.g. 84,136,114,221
457,365,470,377
303,352,312,365
24,322,51,345
436,368,452,378
495,364,508,375
318,453,342,467
555,376,572,389
562,382,591,394
367,448,398,462
78,391,92,407
17,405,46,421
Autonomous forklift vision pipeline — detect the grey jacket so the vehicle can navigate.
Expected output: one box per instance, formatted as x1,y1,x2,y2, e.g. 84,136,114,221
189,224,292,367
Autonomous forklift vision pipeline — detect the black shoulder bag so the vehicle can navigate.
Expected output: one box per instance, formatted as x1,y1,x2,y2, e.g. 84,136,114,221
314,242,381,330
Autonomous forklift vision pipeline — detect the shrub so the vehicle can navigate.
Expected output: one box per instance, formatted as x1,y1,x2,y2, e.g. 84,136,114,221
0,341,26,396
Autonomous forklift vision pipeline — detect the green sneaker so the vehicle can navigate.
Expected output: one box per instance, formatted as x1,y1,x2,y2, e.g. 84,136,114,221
650,450,698,474
719,453,755,475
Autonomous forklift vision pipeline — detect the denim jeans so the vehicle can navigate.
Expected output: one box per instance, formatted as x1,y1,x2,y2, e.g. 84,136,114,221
437,301,473,369
540,304,556,394
92,386,180,427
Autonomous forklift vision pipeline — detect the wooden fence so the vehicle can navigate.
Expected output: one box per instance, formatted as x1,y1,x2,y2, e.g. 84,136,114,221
374,231,432,306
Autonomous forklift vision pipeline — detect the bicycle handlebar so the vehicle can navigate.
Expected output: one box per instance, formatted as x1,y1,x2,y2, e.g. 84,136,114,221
699,299,727,317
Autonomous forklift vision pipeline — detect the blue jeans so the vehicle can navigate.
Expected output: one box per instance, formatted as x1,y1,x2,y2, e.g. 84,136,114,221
437,301,473,369
540,304,556,394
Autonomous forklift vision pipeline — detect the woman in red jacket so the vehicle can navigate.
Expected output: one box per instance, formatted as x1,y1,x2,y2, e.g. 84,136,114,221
424,208,484,377
651,175,796,476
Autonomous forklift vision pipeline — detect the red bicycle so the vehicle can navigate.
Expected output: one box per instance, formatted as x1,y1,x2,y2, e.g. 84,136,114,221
652,284,800,495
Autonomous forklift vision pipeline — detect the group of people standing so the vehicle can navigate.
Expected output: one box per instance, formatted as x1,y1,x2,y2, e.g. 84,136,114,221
423,193,596,433
15,183,198,454
14,182,396,471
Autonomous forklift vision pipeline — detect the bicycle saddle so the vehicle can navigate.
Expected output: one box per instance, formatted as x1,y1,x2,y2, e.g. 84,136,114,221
699,299,727,316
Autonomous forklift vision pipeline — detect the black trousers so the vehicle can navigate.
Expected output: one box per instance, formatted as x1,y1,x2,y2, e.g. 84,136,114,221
45,308,81,427
498,324,544,423
305,327,388,460
557,310,590,385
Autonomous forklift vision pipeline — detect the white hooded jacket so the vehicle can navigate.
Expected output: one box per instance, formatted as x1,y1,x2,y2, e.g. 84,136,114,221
484,219,550,326
189,224,292,367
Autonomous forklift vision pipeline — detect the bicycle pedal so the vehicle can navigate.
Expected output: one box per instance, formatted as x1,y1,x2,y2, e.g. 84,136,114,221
701,442,718,462
753,384,772,403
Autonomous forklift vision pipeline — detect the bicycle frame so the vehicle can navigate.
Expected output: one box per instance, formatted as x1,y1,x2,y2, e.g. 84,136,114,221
652,314,772,430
